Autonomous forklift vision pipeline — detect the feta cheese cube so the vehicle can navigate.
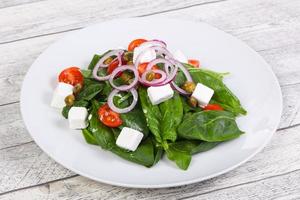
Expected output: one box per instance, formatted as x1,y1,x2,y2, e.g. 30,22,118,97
68,107,88,129
192,83,214,107
133,44,156,63
116,127,144,151
173,50,188,63
51,82,74,109
147,84,174,105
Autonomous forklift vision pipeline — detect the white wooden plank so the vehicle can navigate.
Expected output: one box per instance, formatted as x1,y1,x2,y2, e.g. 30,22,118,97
0,0,300,106
0,125,300,199
0,0,218,44
0,0,44,9
0,142,75,194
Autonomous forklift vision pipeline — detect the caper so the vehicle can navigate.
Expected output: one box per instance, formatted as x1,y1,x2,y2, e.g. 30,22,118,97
65,94,75,107
103,57,113,65
182,81,196,93
146,71,155,81
120,72,133,83
127,61,134,65
123,51,133,62
73,83,83,95
188,97,198,107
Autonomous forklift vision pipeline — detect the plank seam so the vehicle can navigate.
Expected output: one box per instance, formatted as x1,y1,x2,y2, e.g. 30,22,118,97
0,0,228,45
178,168,300,200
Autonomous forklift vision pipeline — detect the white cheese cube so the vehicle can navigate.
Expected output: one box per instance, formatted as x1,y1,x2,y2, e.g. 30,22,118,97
68,107,88,129
51,82,74,109
192,83,214,107
147,84,174,105
116,127,144,151
133,44,156,63
173,49,188,63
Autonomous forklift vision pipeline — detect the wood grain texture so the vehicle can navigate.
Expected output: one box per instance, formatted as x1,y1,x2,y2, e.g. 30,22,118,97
0,0,300,105
1,125,300,199
0,0,219,44
0,0,44,9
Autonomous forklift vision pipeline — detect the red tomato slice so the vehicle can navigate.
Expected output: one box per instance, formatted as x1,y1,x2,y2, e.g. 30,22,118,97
204,104,223,111
138,62,161,79
128,39,147,51
98,104,123,127
106,59,124,78
188,59,200,68
58,67,83,86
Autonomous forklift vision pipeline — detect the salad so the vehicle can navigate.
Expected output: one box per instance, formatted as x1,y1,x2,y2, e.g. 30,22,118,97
50,39,246,170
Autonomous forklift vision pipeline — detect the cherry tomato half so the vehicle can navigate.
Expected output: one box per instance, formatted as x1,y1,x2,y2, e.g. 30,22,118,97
128,38,147,51
58,67,83,86
203,104,223,111
98,104,123,128
138,62,161,79
107,59,123,76
188,59,200,68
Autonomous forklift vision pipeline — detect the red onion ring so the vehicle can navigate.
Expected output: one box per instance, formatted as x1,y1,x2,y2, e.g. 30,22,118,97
134,46,173,69
109,65,139,91
140,69,167,86
170,60,193,95
107,88,138,113
145,58,178,85
151,39,167,47
92,49,124,81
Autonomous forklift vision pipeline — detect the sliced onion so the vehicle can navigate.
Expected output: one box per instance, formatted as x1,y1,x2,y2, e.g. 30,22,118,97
170,60,193,95
109,65,139,91
92,49,124,81
134,46,173,69
140,69,167,86
107,88,138,113
152,39,167,47
145,58,178,85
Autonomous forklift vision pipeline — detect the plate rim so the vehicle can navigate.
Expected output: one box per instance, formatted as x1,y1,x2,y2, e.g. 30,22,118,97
20,17,283,188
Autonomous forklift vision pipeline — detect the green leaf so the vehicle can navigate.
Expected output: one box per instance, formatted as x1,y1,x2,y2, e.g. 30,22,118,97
76,83,103,101
88,54,101,70
159,93,183,142
138,87,163,144
166,146,191,170
82,129,98,145
178,111,244,142
188,68,246,116
168,140,220,155
120,106,149,139
62,106,71,119
184,63,229,80
86,100,157,167
81,69,92,78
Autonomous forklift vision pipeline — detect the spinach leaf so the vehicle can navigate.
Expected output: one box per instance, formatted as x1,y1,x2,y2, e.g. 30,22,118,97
88,54,101,70
169,140,220,155
166,146,191,170
178,111,244,142
86,100,157,167
76,83,103,101
159,93,183,142
81,69,92,78
189,69,246,116
166,140,219,170
184,63,229,80
120,106,149,139
138,87,163,144
82,129,98,145
111,138,155,167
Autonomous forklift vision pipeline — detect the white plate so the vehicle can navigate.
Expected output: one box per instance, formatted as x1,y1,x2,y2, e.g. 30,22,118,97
20,18,282,188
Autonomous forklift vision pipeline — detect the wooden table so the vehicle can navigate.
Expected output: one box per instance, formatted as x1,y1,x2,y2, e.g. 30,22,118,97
0,0,300,199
